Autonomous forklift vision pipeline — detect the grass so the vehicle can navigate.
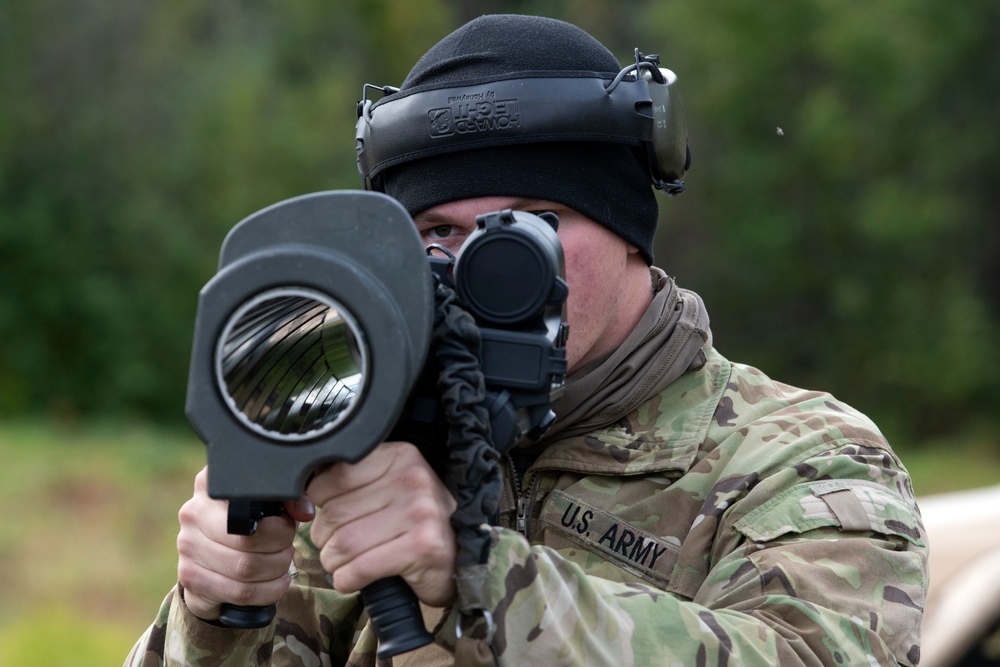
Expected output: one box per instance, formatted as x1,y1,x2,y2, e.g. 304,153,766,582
0,421,204,666
0,419,996,666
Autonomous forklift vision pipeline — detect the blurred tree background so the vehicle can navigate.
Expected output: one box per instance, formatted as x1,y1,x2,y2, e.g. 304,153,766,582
2,0,999,448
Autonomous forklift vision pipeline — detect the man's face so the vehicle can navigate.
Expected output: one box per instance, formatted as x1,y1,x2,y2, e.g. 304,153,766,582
413,196,645,374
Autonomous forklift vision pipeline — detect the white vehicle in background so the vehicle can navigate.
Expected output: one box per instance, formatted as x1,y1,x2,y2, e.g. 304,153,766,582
920,484,1000,667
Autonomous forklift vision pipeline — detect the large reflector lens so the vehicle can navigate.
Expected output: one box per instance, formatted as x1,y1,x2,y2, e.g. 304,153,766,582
215,287,367,442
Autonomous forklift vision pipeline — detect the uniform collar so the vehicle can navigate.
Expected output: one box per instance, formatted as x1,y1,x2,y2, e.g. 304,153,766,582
531,348,731,476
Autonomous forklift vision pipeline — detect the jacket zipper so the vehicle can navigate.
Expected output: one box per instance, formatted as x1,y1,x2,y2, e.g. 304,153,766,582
507,453,536,538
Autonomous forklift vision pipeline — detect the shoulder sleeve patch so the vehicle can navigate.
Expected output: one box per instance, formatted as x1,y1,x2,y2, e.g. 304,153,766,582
734,479,924,547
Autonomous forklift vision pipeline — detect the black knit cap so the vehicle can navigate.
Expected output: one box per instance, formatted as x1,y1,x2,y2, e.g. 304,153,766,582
380,14,660,264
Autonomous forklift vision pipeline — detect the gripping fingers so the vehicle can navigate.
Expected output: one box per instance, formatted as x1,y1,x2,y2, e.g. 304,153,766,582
177,530,296,581
328,527,456,607
177,468,300,621
179,561,293,620
306,443,458,606
176,522,297,621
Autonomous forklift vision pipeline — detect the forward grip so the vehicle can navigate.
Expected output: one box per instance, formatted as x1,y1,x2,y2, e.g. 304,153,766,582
218,499,283,629
218,603,276,628
361,576,435,658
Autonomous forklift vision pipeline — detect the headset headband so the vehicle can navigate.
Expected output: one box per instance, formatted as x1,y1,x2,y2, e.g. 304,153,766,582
356,54,690,196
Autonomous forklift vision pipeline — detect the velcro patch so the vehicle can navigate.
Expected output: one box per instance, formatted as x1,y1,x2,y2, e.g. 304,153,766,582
541,490,678,587
735,479,924,547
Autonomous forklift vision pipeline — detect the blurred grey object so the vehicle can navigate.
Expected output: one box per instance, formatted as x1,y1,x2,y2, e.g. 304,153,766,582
920,484,1000,667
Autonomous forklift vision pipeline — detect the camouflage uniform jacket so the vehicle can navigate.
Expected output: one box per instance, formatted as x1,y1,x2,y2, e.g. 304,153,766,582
126,346,927,666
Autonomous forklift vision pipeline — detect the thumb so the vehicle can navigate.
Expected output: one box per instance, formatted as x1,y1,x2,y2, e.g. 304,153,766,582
283,496,316,523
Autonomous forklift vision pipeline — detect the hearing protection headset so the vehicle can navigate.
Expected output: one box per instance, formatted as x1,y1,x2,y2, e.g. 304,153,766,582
356,51,690,196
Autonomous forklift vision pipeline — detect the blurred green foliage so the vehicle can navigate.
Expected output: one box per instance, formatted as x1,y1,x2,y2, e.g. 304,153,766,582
640,0,1000,442
1,0,998,447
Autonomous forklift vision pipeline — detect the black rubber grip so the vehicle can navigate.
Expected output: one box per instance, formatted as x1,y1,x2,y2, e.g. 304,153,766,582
218,603,277,629
361,576,435,658
218,500,285,629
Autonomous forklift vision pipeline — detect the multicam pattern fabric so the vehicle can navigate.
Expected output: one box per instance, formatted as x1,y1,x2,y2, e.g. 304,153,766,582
126,347,927,666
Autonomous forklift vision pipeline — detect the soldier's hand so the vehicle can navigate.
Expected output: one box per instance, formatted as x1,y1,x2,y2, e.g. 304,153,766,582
176,467,316,621
308,441,458,608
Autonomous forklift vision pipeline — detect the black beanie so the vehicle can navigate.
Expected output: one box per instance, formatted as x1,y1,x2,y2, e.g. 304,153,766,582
380,14,660,264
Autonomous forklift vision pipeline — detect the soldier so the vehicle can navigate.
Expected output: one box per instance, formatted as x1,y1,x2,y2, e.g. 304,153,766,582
127,14,927,666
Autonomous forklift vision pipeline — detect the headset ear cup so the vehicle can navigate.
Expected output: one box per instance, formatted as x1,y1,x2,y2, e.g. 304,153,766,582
355,100,375,191
647,68,689,187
